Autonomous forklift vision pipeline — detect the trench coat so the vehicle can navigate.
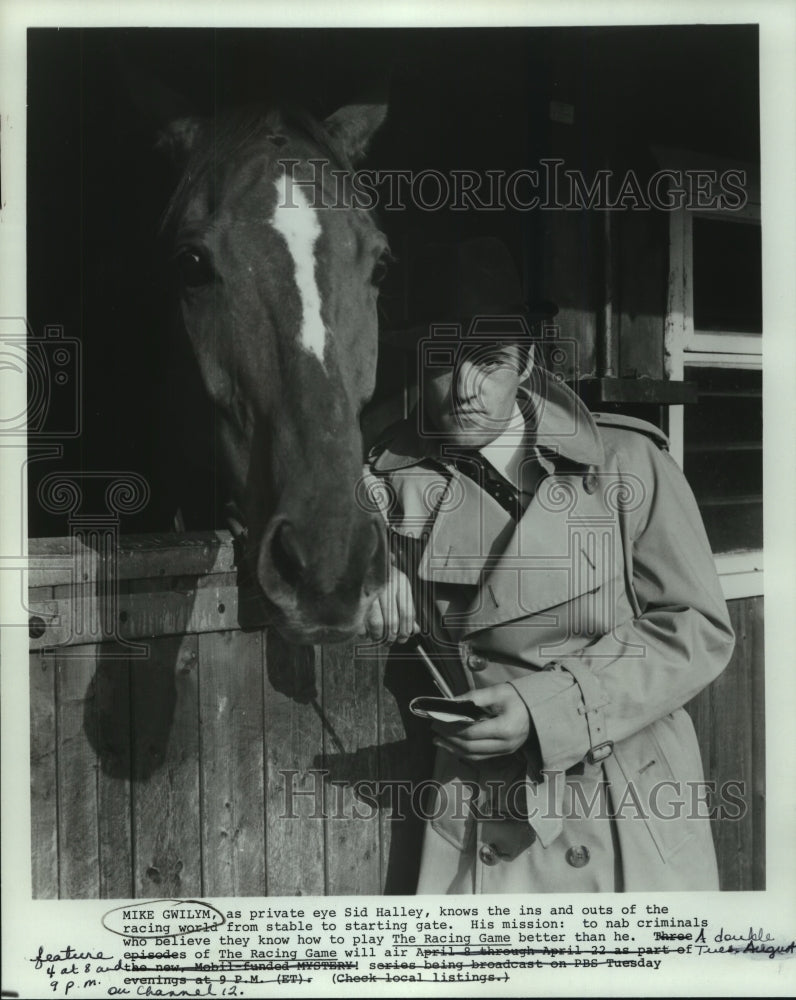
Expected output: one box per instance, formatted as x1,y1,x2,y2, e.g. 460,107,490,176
369,371,735,893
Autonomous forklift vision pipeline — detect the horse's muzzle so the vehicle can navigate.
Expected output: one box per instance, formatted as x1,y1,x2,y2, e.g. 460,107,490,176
254,509,387,643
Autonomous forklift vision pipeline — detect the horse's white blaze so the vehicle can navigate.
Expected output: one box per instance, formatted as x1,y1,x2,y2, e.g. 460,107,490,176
271,172,327,365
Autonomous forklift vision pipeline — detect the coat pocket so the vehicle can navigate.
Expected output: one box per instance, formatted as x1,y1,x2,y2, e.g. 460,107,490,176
428,751,477,851
613,712,701,862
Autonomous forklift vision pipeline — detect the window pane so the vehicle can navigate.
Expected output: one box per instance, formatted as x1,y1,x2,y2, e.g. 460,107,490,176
683,366,762,554
698,504,763,555
692,217,762,334
685,367,762,446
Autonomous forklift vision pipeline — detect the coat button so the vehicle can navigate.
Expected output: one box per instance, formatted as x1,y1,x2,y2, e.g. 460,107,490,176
479,844,499,866
467,652,487,672
565,845,591,868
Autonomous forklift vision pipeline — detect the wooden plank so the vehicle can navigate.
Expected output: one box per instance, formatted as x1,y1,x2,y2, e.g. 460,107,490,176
322,641,381,896
686,684,712,799
542,209,599,379
616,208,667,380
263,632,325,897
691,680,723,886
709,599,755,891
579,377,697,405
120,582,238,639
28,589,64,641
56,649,100,898
199,630,266,896
28,531,235,588
125,571,238,595
50,580,101,648
132,634,201,897
94,650,133,898
30,580,239,650
378,645,438,894
27,543,94,593
749,596,766,890
663,205,690,381
30,649,58,898
601,204,616,377
687,595,766,892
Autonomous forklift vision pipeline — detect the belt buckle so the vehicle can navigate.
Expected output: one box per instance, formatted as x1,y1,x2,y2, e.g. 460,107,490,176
585,740,614,764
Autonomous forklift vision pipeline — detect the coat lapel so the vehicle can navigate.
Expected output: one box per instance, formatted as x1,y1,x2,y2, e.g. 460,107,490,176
417,469,515,586
373,373,615,635
450,470,624,635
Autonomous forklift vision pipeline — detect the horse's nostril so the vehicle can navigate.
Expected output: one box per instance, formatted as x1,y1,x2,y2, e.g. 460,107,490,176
270,519,308,587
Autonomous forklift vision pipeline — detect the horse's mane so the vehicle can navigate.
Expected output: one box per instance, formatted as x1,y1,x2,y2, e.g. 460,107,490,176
159,105,352,237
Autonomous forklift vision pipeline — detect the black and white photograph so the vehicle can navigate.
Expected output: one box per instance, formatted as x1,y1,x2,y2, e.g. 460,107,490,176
2,1,795,997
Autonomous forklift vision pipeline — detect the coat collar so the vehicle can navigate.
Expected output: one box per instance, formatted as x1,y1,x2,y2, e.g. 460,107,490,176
372,366,604,473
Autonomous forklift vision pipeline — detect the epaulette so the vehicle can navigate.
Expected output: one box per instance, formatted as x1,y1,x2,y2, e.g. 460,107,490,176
366,417,435,473
366,439,386,467
366,418,404,466
591,411,670,451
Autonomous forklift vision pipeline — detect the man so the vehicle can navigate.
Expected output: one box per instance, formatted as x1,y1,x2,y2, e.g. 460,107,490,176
364,237,735,893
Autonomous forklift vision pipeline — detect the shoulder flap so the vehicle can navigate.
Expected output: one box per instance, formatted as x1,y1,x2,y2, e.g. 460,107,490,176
368,418,433,472
591,411,669,450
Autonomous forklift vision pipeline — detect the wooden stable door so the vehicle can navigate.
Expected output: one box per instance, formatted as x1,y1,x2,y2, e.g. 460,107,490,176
29,533,763,897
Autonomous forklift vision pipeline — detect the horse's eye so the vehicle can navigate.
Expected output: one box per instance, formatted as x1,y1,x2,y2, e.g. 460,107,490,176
371,254,390,286
175,247,214,288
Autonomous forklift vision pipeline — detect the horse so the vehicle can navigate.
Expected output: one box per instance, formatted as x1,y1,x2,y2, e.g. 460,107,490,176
158,103,390,644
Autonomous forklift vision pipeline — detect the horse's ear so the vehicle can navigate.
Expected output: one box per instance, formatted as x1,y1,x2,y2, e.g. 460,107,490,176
324,103,387,165
156,117,207,168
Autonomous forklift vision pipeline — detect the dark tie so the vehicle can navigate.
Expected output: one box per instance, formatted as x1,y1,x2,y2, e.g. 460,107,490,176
453,452,523,520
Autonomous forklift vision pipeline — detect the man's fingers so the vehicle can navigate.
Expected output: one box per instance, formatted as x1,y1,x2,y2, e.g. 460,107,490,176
361,567,417,644
396,572,415,641
431,719,506,741
433,737,511,758
434,733,509,751
364,596,387,641
386,584,400,640
370,585,404,641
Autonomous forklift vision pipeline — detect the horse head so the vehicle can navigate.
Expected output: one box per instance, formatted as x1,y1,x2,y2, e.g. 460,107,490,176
159,104,389,643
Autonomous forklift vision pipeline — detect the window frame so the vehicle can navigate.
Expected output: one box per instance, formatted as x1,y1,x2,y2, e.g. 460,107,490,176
662,151,762,599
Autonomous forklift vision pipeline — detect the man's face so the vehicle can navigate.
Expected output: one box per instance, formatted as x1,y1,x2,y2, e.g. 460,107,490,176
420,339,531,448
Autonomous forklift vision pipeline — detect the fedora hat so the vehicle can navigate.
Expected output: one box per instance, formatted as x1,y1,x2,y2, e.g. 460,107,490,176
382,236,557,349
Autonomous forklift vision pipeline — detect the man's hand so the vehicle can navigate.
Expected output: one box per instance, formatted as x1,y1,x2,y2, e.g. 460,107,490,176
431,683,531,761
360,564,419,644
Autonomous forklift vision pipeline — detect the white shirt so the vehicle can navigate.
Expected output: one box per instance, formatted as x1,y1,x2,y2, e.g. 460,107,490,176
479,402,553,499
